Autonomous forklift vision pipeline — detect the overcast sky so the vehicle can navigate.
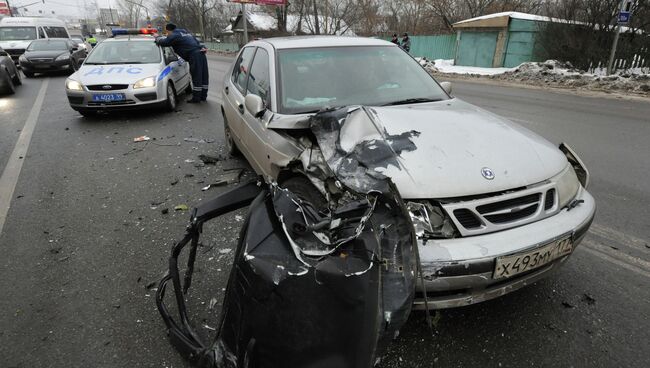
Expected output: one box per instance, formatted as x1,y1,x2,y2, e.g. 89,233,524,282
10,0,156,19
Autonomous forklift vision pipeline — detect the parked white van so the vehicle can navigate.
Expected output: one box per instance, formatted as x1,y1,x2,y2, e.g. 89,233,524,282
0,17,70,63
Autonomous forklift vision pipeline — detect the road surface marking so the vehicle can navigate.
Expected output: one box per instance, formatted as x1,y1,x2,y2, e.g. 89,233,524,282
589,223,648,252
0,79,48,236
578,242,650,279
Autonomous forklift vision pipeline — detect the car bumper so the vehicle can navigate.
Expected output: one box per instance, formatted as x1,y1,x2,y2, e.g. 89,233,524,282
20,60,71,72
415,188,595,309
66,85,166,110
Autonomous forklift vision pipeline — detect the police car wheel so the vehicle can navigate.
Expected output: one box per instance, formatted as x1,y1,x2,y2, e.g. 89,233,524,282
12,69,22,85
165,83,177,112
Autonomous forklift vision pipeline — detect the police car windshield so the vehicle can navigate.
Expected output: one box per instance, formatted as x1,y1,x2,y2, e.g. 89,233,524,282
85,41,161,64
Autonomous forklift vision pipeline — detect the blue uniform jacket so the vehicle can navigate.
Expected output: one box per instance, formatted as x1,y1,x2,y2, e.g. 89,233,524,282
155,29,204,61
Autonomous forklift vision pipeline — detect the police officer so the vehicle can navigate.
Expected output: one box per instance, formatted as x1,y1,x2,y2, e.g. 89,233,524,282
87,34,97,48
155,23,209,103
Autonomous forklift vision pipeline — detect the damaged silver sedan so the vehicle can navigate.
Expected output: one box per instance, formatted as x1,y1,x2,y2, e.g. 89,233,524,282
220,36,595,309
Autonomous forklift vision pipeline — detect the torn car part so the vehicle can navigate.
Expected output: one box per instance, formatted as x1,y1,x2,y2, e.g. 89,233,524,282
157,177,418,368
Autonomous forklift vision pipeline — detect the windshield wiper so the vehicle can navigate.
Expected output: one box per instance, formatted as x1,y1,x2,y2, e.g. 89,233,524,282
381,98,442,106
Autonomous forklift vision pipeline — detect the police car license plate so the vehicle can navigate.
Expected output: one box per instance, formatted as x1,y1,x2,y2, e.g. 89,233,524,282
493,235,573,280
92,93,125,102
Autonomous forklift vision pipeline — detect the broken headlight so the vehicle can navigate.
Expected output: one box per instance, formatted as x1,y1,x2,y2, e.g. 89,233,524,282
407,201,457,239
559,143,590,188
554,164,580,209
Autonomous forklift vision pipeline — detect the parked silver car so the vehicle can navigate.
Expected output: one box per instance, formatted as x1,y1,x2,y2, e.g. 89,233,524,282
221,36,595,309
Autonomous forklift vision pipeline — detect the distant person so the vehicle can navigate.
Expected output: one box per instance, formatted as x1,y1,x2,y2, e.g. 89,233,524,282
390,33,399,44
87,34,97,48
155,23,209,103
401,33,411,53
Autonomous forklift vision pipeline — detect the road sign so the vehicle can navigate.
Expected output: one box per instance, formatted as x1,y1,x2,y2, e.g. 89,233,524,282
618,11,631,24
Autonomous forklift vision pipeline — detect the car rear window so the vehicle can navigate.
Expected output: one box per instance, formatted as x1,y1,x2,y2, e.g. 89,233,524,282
85,41,162,64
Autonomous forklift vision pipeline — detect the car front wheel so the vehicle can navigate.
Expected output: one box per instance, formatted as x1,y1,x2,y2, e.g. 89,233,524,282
1,71,15,94
12,68,22,85
165,83,177,112
223,113,240,156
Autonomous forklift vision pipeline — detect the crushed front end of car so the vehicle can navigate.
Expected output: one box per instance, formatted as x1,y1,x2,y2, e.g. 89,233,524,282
156,107,426,367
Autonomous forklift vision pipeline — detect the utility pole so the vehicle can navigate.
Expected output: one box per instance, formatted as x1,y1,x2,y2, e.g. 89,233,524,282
5,0,14,17
241,2,248,44
607,0,633,75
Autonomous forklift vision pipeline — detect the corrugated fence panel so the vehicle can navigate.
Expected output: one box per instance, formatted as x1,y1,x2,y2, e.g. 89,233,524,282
381,35,457,60
410,35,457,60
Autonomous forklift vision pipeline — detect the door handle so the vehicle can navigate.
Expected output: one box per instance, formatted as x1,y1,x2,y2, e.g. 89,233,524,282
237,102,244,114
224,86,229,95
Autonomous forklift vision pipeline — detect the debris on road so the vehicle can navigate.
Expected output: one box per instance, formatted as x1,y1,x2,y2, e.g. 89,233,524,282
199,169,243,191
133,135,151,142
562,301,576,309
174,204,189,211
161,208,169,215
184,137,215,144
170,179,179,186
582,293,596,305
197,154,225,165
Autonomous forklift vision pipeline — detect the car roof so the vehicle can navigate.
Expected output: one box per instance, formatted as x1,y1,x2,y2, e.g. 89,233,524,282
31,38,71,42
256,36,395,50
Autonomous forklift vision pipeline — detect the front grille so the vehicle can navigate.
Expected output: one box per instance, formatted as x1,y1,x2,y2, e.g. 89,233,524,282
453,209,482,229
441,182,559,237
86,84,129,91
484,203,539,224
29,58,53,63
476,194,540,214
68,96,84,104
544,189,556,210
87,100,136,106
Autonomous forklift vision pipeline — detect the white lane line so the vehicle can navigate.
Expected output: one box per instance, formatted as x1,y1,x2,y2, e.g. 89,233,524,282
0,78,48,236
589,223,648,252
578,243,650,279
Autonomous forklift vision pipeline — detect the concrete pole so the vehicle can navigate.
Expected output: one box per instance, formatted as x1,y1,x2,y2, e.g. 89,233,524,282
241,3,248,45
606,0,627,75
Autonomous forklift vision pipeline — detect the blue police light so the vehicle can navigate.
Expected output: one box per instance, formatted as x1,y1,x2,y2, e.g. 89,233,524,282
111,28,158,37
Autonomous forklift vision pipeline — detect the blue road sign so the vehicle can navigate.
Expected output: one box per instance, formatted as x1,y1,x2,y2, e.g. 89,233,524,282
618,11,631,24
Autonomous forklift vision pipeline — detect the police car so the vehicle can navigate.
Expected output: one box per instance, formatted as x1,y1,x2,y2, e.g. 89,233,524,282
65,28,191,117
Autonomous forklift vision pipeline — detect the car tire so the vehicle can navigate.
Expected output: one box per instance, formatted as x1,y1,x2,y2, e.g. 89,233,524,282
165,83,177,112
280,176,327,209
12,69,22,85
185,81,193,95
1,71,16,94
223,113,240,156
23,70,34,78
71,60,78,71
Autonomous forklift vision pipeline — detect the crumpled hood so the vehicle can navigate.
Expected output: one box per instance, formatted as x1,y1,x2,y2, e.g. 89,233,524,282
360,99,567,199
72,63,162,85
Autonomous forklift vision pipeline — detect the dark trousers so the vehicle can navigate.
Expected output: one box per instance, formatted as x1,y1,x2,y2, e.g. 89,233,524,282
189,50,209,100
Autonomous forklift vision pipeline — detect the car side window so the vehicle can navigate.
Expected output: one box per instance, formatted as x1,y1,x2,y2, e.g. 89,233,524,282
231,47,255,93
163,47,178,64
44,26,67,38
38,27,46,39
246,48,271,108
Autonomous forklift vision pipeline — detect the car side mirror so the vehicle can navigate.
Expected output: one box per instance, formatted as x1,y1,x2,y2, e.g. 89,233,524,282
440,81,452,94
245,94,265,118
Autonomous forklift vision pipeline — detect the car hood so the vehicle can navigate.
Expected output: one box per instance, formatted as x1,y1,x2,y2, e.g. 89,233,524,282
72,63,162,85
316,99,567,199
0,40,31,49
24,50,68,59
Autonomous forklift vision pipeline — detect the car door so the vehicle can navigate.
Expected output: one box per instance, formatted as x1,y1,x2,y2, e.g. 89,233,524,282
224,47,256,167
240,46,304,179
162,47,185,88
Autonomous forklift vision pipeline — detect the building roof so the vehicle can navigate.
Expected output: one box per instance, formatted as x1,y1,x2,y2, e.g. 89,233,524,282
256,35,393,49
454,11,552,26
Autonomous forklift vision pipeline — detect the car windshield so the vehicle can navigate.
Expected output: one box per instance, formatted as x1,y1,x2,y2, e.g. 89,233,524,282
71,36,83,42
84,41,161,64
27,40,68,51
0,26,37,41
277,46,448,114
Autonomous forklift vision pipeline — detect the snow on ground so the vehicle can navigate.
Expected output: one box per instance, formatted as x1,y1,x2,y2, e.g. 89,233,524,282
415,58,516,75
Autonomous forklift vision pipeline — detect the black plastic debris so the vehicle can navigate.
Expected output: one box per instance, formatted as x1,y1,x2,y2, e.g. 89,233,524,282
198,154,225,165
156,178,417,368
201,169,243,191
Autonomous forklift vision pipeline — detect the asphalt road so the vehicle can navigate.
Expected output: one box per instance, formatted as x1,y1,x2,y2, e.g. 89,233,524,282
0,54,648,368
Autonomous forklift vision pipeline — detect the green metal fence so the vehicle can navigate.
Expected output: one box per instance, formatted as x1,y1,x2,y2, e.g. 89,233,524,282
205,42,240,52
383,34,457,60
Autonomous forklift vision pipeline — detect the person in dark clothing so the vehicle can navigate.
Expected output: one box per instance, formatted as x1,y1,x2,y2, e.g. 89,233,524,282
155,23,209,103
401,32,411,53
390,33,399,44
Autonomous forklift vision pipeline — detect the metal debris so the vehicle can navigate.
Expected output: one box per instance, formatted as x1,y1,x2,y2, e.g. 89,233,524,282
184,137,215,144
197,154,225,165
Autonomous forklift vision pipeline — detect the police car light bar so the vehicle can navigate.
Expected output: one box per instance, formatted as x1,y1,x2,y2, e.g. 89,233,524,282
111,28,158,36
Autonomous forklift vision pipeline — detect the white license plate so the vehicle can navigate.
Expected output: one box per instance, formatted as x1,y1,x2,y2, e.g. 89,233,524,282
493,236,573,280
